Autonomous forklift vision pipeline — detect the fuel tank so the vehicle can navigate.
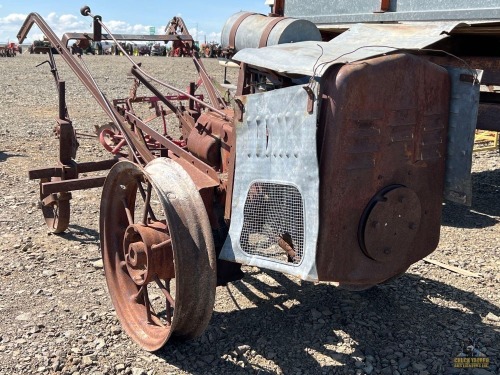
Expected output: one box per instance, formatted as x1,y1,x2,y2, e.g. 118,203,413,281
221,11,321,52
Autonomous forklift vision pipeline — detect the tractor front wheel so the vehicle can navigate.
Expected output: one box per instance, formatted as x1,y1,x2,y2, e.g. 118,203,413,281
99,159,216,351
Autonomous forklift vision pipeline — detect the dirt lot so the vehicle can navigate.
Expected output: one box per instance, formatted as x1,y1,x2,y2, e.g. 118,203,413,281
0,54,499,375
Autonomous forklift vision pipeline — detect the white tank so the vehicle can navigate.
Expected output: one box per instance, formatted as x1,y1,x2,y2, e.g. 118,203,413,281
221,11,322,52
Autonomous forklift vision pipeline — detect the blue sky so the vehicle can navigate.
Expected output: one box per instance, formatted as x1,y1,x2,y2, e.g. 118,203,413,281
0,1,270,44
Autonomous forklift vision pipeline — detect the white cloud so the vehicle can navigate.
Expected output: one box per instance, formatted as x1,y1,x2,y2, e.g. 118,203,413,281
132,24,150,34
106,20,128,31
189,27,221,44
207,31,221,43
46,12,57,23
105,20,158,35
0,12,89,43
0,13,28,43
0,13,27,24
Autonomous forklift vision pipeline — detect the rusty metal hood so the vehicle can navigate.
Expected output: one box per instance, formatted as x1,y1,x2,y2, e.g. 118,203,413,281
233,21,491,77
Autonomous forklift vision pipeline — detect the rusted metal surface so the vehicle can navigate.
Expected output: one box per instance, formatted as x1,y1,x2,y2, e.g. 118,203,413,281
18,13,155,165
39,180,71,234
426,55,500,88
41,176,107,195
100,159,216,351
315,53,450,285
380,0,391,12
29,159,118,180
271,0,285,17
192,57,227,110
359,186,422,262
165,16,193,57
123,221,174,285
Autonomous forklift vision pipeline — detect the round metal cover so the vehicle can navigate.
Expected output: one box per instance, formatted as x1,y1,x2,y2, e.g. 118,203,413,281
361,186,421,262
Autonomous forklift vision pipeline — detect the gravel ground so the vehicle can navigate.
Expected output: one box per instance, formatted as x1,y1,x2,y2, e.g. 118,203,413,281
0,54,499,375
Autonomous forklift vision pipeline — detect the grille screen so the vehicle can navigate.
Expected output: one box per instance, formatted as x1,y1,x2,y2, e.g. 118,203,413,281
239,182,304,264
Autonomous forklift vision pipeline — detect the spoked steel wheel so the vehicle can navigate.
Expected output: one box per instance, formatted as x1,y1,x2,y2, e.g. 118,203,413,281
39,177,70,233
100,158,216,351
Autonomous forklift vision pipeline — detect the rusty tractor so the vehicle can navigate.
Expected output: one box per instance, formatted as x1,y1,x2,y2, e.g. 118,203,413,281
201,42,222,58
17,1,491,352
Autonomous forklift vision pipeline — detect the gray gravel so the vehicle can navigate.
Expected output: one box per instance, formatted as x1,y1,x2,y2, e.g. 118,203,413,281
0,54,499,375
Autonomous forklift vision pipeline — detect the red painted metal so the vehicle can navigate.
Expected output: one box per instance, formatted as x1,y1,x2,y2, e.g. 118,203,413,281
380,0,391,12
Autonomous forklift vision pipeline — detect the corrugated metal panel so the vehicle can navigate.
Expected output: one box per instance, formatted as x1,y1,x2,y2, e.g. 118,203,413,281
220,85,319,281
233,22,459,76
285,0,500,24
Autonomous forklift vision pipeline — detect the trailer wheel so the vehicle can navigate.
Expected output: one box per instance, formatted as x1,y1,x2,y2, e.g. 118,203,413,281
99,159,216,351
39,177,70,233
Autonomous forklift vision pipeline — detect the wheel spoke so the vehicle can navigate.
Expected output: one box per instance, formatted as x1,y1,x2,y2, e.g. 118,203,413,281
151,238,172,251
155,275,175,307
142,182,152,224
131,284,145,302
143,286,151,322
136,177,157,222
142,286,155,324
121,198,134,225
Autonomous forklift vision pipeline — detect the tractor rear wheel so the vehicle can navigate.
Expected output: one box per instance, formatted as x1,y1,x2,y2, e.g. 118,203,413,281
99,159,216,351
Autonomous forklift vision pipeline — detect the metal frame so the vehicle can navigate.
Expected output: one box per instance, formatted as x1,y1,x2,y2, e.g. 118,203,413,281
17,12,233,196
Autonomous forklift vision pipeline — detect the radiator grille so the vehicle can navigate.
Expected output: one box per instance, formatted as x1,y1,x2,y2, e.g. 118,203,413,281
239,182,304,264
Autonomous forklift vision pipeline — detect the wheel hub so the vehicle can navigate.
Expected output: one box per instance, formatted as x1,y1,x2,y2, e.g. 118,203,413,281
123,221,174,285
359,185,422,262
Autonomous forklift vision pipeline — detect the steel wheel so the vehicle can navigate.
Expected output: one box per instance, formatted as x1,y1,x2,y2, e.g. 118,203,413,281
99,159,216,351
39,177,70,233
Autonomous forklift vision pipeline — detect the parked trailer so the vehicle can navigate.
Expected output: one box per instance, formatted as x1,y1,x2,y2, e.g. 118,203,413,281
16,2,490,352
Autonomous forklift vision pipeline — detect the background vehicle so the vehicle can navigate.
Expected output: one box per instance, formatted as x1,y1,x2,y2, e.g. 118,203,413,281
151,42,166,56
